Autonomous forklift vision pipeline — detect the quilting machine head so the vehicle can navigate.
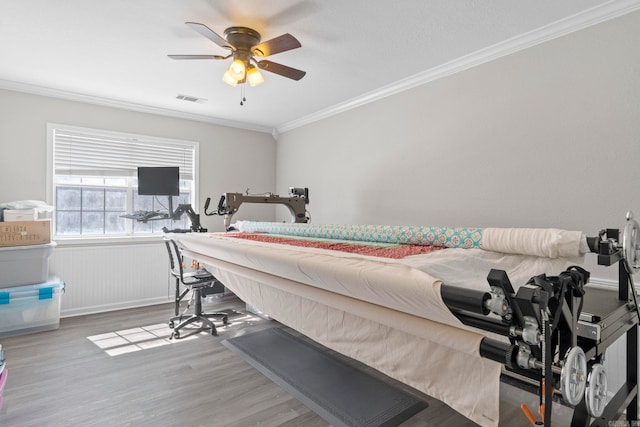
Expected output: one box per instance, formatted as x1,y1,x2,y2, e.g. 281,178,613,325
204,187,309,230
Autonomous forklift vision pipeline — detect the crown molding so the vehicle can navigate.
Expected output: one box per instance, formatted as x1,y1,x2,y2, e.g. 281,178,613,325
0,79,274,134
276,0,640,135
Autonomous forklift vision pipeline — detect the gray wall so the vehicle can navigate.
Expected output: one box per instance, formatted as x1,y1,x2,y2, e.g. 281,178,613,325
276,10,640,281
0,89,276,232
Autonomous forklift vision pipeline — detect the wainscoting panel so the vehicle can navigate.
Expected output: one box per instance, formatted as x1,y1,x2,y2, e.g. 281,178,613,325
49,240,172,317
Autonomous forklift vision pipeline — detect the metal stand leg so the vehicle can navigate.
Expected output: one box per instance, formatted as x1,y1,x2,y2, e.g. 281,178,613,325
174,278,180,316
620,262,638,422
626,323,638,422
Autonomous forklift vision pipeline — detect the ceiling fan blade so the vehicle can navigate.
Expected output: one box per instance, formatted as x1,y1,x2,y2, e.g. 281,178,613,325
252,33,301,57
185,22,235,51
168,54,229,60
257,60,306,81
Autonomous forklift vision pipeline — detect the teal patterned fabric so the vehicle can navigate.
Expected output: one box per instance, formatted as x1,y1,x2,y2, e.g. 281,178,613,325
237,222,483,249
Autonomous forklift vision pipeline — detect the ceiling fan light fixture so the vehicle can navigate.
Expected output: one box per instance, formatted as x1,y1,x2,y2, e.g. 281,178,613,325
222,69,239,86
247,65,265,87
228,58,246,81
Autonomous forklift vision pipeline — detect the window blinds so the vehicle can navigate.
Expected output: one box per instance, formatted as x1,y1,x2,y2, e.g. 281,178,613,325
53,127,195,180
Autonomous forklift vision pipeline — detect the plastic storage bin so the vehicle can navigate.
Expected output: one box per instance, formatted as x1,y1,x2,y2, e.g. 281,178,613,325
0,344,5,410
0,364,6,393
0,367,6,411
0,277,65,337
0,242,56,288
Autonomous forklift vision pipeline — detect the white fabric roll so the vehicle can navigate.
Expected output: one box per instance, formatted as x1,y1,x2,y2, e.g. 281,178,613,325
482,228,586,259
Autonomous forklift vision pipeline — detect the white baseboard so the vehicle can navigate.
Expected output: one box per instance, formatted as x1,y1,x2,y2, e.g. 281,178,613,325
61,296,171,318
589,276,640,294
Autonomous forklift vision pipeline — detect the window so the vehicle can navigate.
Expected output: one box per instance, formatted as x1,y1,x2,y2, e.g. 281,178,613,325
48,124,198,238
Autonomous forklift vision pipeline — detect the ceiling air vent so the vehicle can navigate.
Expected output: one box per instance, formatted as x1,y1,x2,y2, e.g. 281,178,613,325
176,94,207,103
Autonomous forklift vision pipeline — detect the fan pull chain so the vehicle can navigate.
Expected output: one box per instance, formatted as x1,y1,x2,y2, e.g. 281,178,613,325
240,84,247,106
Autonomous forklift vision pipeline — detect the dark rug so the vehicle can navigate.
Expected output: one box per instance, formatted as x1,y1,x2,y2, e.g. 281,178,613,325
222,327,427,427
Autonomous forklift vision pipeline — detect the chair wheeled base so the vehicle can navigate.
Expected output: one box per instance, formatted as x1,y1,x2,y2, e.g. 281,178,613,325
169,284,228,338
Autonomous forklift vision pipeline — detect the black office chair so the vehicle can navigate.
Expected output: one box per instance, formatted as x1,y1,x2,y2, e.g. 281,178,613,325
164,238,228,338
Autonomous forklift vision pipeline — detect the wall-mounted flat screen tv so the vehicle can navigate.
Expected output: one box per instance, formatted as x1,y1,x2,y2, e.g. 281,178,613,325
137,166,180,196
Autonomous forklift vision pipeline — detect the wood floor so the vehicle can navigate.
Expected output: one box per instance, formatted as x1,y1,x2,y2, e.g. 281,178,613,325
0,298,576,427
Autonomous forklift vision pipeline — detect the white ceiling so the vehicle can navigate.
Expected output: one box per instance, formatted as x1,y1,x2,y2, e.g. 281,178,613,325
1,0,638,134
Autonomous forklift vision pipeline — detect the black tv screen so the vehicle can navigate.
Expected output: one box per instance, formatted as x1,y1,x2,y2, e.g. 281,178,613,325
137,167,180,196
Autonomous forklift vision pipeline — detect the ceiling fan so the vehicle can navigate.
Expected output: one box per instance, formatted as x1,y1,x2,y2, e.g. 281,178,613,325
169,22,306,88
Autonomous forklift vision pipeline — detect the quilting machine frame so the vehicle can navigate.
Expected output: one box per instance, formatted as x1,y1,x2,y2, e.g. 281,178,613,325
439,213,640,426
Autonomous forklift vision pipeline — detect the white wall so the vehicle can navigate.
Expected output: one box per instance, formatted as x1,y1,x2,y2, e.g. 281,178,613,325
276,10,640,283
0,89,276,313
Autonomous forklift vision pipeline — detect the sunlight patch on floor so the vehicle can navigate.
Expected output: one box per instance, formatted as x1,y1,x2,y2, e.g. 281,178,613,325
87,311,264,356
87,323,196,356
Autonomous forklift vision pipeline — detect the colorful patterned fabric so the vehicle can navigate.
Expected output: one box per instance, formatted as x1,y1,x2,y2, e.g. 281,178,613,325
236,221,483,249
226,232,447,259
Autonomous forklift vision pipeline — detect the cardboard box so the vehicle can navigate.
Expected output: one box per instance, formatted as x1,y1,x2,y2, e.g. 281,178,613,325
0,220,51,247
3,209,38,221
